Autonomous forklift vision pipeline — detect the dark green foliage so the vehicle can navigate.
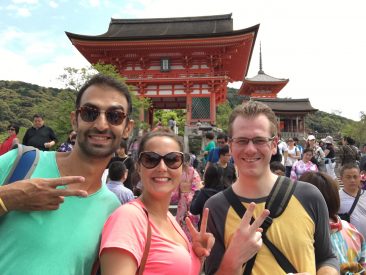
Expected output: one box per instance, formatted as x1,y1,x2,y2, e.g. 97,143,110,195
0,80,75,145
1,80,363,146
153,109,186,135
305,111,352,134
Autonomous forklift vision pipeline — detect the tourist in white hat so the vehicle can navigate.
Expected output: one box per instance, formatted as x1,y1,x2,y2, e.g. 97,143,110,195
306,134,326,171
322,136,337,179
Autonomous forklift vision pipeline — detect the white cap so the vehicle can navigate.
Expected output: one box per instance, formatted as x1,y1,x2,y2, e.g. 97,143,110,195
322,136,333,144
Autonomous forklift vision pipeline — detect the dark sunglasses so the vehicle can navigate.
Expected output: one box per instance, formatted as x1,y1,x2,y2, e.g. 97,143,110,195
76,106,127,126
138,151,184,169
8,128,15,131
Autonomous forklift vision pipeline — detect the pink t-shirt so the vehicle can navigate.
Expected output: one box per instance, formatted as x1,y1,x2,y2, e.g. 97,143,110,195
100,199,201,275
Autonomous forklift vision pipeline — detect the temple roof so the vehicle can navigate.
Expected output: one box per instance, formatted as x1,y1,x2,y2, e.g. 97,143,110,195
66,13,258,41
245,71,288,83
238,44,289,96
253,98,318,112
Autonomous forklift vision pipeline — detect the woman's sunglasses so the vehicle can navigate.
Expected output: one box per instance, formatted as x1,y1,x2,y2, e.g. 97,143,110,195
76,106,127,126
138,151,184,169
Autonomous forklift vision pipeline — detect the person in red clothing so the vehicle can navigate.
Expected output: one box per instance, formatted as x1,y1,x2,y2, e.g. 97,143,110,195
0,124,19,156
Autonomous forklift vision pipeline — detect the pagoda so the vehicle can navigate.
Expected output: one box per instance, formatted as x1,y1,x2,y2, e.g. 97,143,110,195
239,44,317,137
66,14,259,126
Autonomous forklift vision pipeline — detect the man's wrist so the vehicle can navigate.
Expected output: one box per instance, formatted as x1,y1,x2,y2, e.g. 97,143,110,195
0,196,8,215
0,185,21,213
216,250,242,275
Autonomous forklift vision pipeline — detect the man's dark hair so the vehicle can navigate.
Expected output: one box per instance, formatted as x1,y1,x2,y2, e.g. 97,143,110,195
33,114,43,119
217,133,228,142
119,139,128,152
345,136,356,145
219,145,230,157
360,157,366,172
204,164,224,189
8,124,19,135
270,161,285,173
76,74,132,117
340,162,360,177
205,132,215,140
109,161,127,181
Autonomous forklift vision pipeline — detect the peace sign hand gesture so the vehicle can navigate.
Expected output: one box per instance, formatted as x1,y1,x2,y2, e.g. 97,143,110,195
2,176,88,212
217,202,270,274
186,208,215,259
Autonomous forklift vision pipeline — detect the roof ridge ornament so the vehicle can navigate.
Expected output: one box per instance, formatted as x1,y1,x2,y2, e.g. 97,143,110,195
258,42,264,74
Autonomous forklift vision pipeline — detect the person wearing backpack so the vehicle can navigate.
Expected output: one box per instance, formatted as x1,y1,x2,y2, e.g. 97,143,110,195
204,101,338,275
336,136,361,170
0,74,134,275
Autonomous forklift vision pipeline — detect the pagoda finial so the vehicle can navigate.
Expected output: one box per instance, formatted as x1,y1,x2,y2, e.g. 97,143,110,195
258,42,264,74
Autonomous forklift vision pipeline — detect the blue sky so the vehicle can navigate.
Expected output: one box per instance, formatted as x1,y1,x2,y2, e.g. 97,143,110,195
1,0,365,121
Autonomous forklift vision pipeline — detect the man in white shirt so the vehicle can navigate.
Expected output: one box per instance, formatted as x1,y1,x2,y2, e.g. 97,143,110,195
339,163,366,239
106,161,134,205
277,138,288,165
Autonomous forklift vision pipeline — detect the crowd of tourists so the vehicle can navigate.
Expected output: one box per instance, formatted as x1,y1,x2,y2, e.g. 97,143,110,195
1,73,366,274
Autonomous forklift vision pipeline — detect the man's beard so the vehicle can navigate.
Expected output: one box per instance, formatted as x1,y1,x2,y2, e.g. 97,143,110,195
77,129,119,159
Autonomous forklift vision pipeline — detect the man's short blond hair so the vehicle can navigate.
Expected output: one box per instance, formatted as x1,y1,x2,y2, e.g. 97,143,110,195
228,100,278,138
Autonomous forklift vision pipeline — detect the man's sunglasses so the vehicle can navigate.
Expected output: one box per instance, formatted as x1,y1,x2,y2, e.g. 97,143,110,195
76,106,127,126
138,151,184,169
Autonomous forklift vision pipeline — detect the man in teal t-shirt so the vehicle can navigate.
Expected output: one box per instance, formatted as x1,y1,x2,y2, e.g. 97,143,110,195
0,74,134,275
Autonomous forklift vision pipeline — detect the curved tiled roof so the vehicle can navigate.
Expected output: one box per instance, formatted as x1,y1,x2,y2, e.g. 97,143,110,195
254,98,318,112
65,13,259,41
245,71,288,83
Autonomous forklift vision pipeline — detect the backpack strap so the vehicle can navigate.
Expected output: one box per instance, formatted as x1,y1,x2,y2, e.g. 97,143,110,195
223,176,297,274
348,189,362,216
3,144,40,185
265,176,296,218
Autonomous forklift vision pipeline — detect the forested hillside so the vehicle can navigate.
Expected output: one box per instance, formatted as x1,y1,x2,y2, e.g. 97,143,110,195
0,80,75,142
225,87,358,136
0,81,364,145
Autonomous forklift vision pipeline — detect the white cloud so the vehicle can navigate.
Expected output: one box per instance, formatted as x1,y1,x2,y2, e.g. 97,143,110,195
0,48,38,84
1,27,22,45
0,47,90,88
35,52,91,88
6,4,33,17
12,0,38,4
0,27,61,66
17,7,31,16
49,1,58,8
89,0,100,7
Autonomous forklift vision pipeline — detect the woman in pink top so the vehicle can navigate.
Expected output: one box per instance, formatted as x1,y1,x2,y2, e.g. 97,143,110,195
0,124,19,156
174,153,201,240
100,131,214,275
290,148,318,180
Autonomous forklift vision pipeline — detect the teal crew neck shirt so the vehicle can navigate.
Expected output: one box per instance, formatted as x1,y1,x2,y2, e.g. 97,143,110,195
0,150,120,275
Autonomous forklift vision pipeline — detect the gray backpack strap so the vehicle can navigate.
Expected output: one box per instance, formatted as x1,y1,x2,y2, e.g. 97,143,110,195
3,144,40,185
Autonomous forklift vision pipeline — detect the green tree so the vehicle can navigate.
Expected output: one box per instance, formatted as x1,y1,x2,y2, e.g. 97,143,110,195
216,102,232,133
342,112,366,146
153,109,186,135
